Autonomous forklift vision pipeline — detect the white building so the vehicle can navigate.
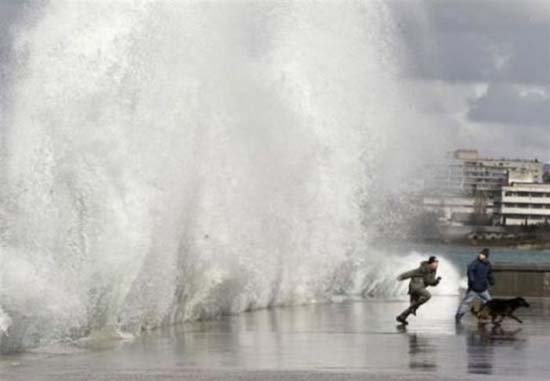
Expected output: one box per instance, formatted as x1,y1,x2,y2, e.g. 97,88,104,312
429,149,544,197
455,149,544,184
423,196,495,224
494,183,550,226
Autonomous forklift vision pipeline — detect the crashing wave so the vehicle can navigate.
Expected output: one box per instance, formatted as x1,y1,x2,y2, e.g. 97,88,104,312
0,1,455,352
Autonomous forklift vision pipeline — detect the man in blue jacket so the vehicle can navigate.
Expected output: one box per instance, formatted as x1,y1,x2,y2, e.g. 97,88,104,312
455,248,495,323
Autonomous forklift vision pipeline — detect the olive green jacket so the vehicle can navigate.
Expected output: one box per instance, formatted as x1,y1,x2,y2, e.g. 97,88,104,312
397,261,440,294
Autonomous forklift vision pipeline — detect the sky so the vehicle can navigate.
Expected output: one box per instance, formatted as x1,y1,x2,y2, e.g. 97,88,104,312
0,0,549,163
390,0,550,162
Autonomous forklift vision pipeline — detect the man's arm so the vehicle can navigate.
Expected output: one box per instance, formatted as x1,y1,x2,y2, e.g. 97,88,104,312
427,275,442,286
467,261,476,289
397,267,422,281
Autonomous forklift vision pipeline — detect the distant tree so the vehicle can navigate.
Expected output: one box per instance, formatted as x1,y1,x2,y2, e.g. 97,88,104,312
472,191,491,226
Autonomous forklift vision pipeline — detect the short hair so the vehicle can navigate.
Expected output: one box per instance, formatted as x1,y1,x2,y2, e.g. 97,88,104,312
480,248,490,256
428,256,438,263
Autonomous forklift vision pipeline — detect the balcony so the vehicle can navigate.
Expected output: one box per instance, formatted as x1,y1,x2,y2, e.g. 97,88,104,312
500,207,550,216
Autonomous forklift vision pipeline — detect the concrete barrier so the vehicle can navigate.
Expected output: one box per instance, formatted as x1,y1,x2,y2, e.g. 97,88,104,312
491,263,550,297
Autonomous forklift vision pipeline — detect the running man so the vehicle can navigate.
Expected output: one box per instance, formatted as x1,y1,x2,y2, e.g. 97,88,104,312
455,248,495,324
396,256,441,325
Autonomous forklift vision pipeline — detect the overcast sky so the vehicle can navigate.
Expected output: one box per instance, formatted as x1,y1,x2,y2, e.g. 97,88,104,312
1,0,549,163
390,0,549,162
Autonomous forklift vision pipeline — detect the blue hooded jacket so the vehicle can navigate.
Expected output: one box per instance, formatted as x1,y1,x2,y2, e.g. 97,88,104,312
467,258,495,292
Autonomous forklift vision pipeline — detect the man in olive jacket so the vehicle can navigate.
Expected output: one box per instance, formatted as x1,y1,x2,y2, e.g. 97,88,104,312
396,256,441,325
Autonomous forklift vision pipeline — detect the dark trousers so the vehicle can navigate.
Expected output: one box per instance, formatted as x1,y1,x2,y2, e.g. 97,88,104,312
398,288,431,319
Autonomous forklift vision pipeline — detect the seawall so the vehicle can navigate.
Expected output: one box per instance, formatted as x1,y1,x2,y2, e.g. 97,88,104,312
492,263,550,297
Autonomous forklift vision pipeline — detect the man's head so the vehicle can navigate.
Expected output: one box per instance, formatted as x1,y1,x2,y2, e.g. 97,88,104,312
428,255,439,270
479,248,490,261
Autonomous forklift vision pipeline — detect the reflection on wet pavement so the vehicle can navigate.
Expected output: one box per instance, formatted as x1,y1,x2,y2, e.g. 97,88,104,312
408,333,437,371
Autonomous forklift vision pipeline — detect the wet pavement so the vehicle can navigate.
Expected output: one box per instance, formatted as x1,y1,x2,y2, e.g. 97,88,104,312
1,296,550,380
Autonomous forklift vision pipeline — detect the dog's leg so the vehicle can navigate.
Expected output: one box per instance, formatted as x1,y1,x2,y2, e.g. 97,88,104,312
508,313,523,324
492,314,504,326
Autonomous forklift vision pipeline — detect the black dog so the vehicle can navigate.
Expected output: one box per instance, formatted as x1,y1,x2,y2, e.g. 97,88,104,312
471,297,530,325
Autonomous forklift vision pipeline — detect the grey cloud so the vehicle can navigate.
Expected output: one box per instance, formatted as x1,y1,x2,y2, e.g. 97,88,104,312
468,84,550,126
449,115,549,163
389,0,550,161
392,0,550,84
424,0,549,32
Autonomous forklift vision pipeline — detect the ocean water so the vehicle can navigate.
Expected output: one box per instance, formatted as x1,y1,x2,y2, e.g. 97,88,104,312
401,243,550,269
